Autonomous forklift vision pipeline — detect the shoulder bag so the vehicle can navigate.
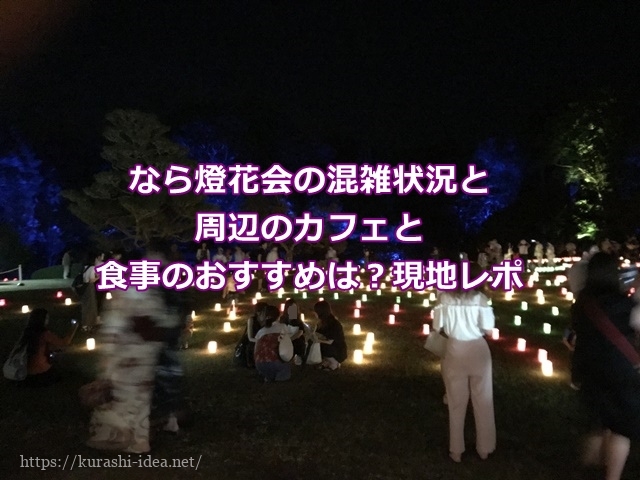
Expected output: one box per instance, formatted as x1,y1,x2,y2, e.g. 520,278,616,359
424,328,449,357
278,326,294,362
3,341,28,381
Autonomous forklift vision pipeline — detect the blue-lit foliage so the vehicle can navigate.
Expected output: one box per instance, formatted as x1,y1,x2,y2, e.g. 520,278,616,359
0,129,65,266
456,138,524,234
174,122,241,212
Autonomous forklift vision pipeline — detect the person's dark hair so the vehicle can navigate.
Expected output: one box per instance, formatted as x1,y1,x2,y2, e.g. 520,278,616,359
264,305,281,328
314,300,338,328
280,298,297,323
313,300,332,319
254,301,268,316
21,308,48,356
584,252,620,296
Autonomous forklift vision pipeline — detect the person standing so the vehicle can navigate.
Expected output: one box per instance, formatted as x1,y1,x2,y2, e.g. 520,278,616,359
62,249,72,279
266,246,279,263
254,242,268,292
212,247,227,264
534,242,544,266
517,239,530,270
233,246,245,263
196,242,210,262
572,252,640,480
86,283,179,453
432,262,496,463
81,252,103,332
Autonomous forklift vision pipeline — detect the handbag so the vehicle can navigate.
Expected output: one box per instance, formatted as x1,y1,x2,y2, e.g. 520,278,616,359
79,379,113,408
424,328,449,357
306,342,322,365
3,341,28,381
278,328,294,362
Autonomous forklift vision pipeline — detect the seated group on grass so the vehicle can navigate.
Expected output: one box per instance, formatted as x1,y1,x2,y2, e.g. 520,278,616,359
237,298,348,381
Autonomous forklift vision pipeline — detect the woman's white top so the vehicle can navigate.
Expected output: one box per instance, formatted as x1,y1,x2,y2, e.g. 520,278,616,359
432,291,495,341
83,265,97,283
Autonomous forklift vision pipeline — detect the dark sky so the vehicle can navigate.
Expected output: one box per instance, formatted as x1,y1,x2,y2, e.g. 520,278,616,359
2,1,640,186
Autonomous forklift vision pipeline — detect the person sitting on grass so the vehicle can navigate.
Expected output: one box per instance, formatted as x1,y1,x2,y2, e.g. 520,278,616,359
241,301,269,368
20,308,78,386
254,305,293,382
280,298,308,366
313,300,347,371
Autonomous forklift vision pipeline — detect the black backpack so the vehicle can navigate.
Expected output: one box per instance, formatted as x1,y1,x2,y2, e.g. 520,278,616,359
71,266,90,297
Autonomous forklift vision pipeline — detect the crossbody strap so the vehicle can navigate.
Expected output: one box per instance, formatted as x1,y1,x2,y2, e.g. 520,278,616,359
584,298,640,367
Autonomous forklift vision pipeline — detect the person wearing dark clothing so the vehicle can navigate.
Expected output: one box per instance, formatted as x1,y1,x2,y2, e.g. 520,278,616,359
313,300,347,370
280,298,308,365
572,252,640,480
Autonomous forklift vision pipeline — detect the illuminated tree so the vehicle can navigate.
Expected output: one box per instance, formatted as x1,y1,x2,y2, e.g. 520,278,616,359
174,122,241,212
552,97,617,239
63,110,207,247
0,128,66,267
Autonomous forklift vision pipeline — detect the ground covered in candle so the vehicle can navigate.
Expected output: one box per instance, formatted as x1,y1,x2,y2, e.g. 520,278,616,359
0,275,637,479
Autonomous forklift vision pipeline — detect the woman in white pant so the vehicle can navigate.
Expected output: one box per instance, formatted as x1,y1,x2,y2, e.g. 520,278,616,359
433,276,496,463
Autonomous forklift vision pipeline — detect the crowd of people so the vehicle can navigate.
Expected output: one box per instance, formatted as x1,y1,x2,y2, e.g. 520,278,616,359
6,235,640,478
235,298,348,379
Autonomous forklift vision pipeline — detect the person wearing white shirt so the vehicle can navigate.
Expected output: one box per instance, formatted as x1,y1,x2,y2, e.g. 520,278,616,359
266,247,279,263
432,272,496,463
212,247,227,264
233,246,245,263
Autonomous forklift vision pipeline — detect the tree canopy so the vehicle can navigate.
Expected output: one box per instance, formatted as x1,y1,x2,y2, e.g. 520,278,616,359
63,109,208,248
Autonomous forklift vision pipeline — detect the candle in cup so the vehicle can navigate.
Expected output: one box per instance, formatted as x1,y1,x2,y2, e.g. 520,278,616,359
353,350,363,364
538,349,547,363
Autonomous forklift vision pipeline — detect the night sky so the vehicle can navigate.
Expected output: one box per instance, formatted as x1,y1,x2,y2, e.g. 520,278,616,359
2,1,640,187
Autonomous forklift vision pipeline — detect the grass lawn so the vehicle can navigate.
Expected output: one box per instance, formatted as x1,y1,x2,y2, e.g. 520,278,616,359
1,274,639,480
